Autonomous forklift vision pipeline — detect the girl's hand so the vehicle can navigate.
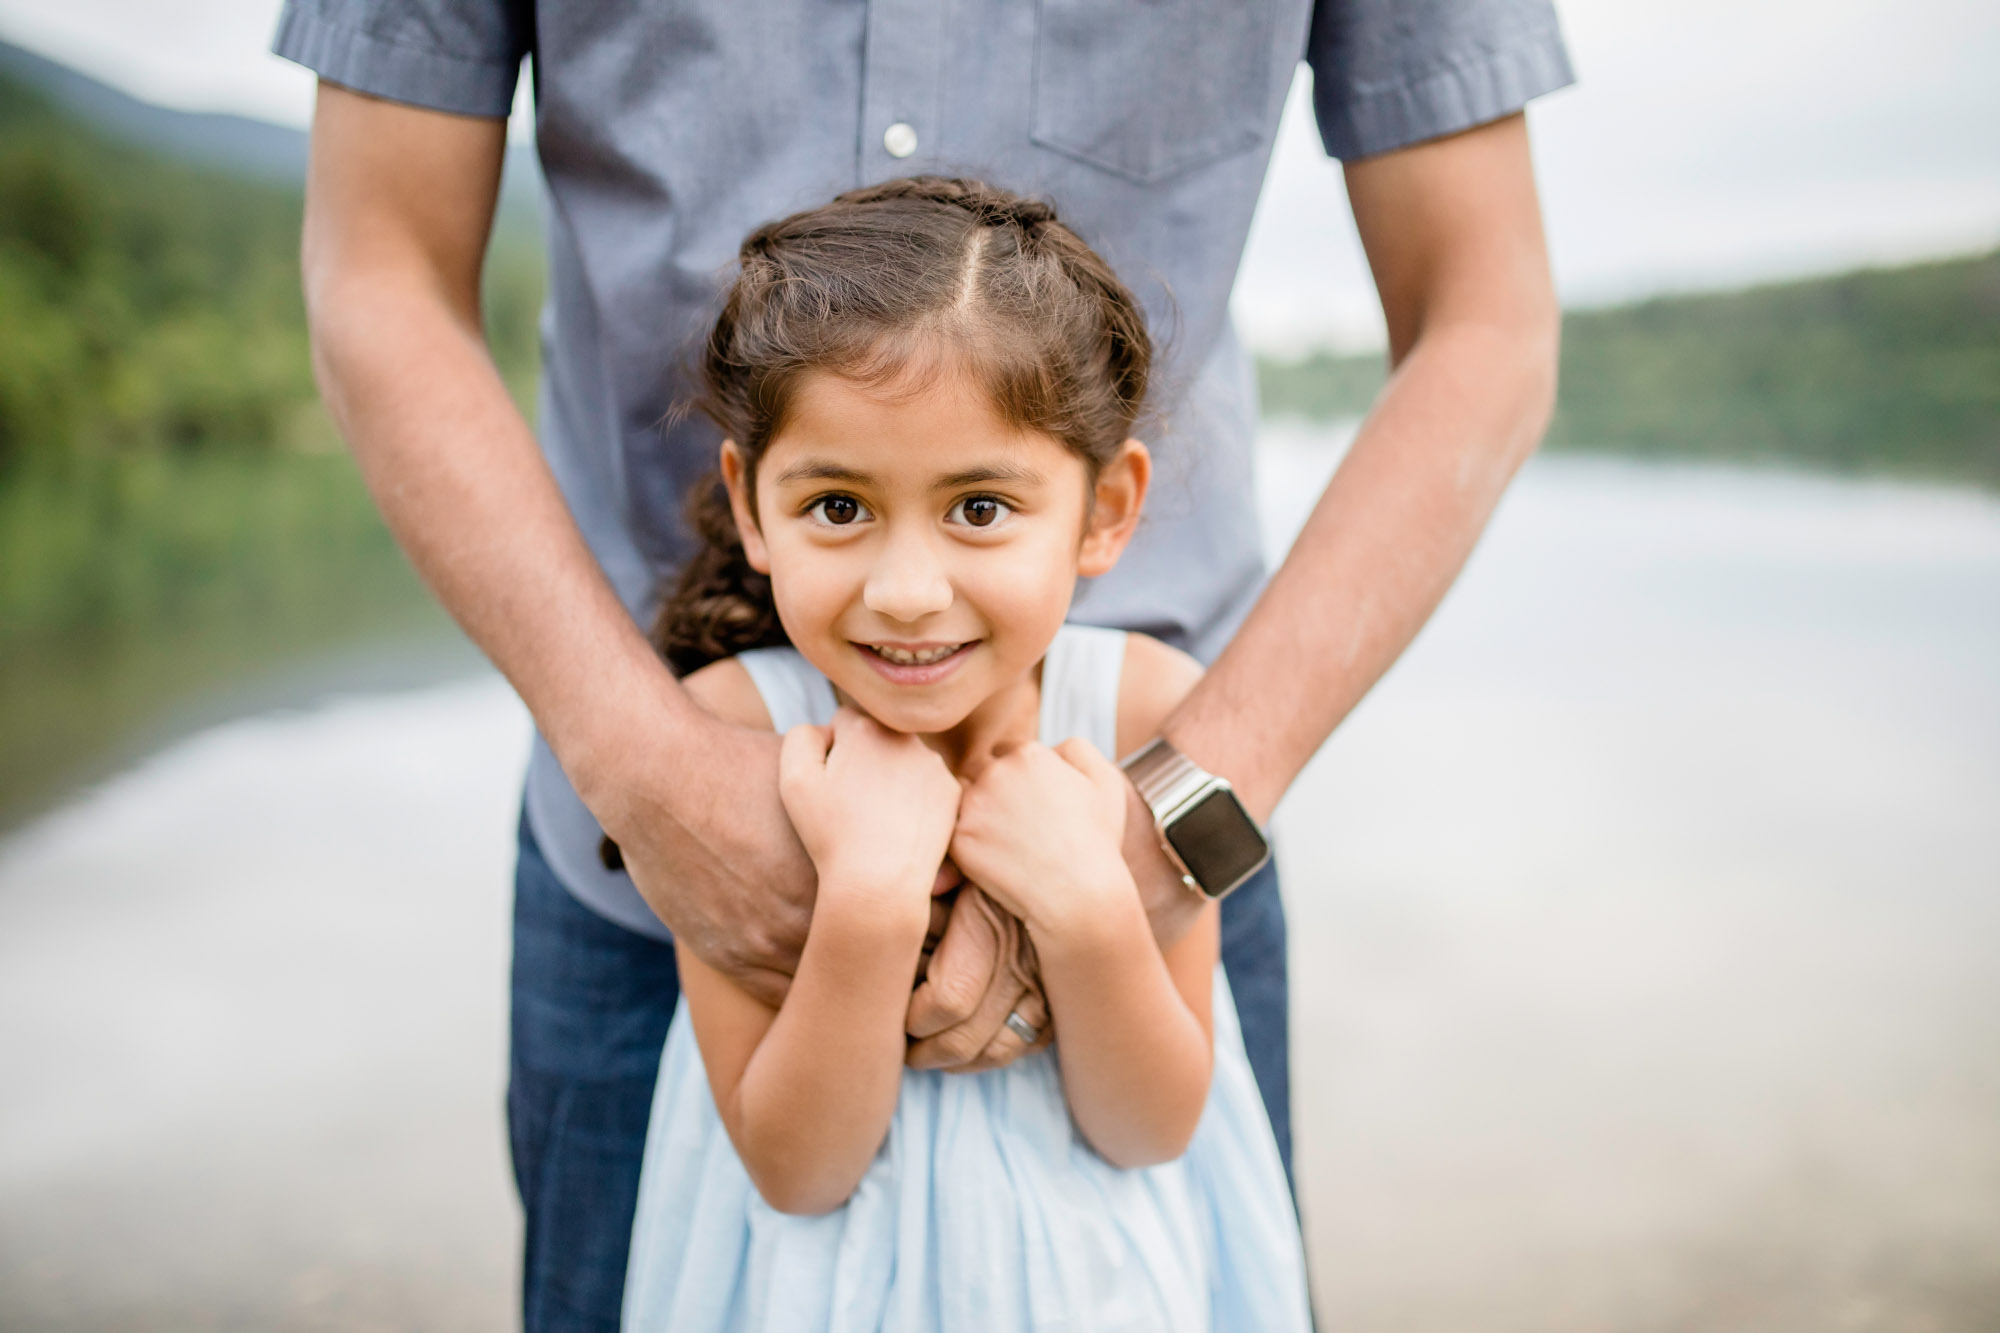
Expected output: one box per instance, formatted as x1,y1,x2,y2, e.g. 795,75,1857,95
780,707,962,914
949,738,1133,937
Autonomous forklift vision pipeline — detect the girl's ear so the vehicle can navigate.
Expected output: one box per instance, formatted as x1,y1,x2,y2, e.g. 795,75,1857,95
718,440,772,574
1077,438,1150,578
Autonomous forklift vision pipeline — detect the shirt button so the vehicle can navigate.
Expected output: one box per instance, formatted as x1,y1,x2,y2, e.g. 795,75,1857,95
883,122,919,159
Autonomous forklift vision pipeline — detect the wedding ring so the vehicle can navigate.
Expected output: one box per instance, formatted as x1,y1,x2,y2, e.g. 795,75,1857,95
1004,1010,1040,1044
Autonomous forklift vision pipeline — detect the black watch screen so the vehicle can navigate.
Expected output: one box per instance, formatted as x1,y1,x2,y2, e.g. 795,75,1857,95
1164,787,1270,899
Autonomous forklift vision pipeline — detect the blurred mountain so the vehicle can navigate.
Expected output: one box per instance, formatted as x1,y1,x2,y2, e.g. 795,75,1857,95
1259,251,2000,489
0,37,543,217
0,38,307,183
1,63,311,470
0,52,543,473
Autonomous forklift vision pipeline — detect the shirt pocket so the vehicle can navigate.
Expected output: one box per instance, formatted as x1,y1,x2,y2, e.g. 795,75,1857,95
1030,0,1278,185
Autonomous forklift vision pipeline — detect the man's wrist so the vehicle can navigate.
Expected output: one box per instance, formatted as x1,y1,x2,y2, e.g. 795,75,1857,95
1154,684,1281,824
1120,737,1270,903
561,653,708,830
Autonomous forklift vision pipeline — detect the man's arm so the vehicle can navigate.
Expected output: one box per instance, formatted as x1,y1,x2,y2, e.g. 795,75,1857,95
1150,112,1560,933
300,83,814,997
907,112,1558,1058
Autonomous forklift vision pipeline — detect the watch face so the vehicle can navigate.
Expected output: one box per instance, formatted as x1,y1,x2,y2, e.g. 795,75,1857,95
1164,787,1269,898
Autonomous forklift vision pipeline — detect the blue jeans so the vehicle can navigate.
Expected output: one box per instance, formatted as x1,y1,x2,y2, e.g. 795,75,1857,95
507,813,1293,1333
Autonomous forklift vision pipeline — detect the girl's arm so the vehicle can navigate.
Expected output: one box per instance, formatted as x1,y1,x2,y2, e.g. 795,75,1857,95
1033,838,1219,1169
673,665,959,1214
674,880,924,1215
950,635,1221,1168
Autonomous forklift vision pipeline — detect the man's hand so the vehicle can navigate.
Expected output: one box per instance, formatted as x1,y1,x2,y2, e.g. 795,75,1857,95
902,814,1195,1072
905,740,1201,1070
588,706,815,1009
904,747,1214,1069
906,884,1050,1070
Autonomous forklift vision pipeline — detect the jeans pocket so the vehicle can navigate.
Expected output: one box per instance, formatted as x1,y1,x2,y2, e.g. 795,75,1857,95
1030,0,1278,184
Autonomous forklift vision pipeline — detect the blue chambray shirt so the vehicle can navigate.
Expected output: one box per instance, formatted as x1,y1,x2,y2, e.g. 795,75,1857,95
275,0,1572,937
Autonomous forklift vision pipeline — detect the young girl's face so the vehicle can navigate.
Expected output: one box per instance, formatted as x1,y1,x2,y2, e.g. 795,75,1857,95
723,367,1146,738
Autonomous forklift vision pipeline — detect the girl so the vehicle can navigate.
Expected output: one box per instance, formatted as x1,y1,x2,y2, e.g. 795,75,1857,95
622,177,1310,1332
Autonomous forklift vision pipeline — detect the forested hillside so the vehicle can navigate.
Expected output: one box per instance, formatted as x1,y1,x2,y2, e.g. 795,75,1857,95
0,66,540,821
0,71,314,467
1258,251,2000,489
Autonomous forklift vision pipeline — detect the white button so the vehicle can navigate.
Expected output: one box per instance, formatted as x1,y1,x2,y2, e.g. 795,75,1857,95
883,122,918,159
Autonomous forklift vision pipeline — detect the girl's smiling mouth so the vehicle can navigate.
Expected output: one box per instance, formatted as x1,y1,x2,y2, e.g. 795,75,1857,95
855,639,978,684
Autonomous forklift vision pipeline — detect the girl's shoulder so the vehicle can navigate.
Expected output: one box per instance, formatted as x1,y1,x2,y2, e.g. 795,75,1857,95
1114,632,1204,759
680,656,777,732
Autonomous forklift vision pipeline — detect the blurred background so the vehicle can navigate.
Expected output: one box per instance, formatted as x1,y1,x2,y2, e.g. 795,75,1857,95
1,1,1996,1329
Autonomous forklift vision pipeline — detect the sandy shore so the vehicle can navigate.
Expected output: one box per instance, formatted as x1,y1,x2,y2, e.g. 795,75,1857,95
4,453,1998,1330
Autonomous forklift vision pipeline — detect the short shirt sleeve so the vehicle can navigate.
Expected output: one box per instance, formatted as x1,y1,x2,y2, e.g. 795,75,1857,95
1306,0,1574,161
271,0,531,119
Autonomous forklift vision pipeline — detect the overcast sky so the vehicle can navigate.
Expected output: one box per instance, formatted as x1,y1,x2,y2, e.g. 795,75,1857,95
3,0,1995,353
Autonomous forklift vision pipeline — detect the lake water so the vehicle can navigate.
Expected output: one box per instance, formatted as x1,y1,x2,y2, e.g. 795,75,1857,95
4,436,1998,1331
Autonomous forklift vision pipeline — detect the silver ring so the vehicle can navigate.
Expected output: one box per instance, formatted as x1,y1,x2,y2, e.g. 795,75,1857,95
1003,1010,1040,1044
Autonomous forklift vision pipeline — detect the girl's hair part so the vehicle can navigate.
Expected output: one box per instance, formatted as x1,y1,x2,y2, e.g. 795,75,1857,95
652,176,1152,676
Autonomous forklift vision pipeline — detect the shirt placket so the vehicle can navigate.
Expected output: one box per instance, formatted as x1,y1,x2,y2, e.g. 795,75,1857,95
858,0,946,180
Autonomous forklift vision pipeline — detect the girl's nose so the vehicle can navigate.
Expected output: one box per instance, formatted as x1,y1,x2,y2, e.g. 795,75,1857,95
862,533,954,623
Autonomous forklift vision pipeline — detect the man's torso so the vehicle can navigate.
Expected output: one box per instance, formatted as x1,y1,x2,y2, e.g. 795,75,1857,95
274,0,1573,933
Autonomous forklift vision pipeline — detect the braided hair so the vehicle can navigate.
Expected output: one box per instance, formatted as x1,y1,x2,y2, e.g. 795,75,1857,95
653,176,1152,676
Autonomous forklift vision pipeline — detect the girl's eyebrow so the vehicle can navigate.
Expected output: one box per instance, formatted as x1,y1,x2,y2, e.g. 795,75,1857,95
931,462,1045,491
772,460,1047,489
773,459,873,486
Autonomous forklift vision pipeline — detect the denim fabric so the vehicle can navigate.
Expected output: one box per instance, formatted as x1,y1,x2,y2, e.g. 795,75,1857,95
508,815,1293,1333
1219,854,1293,1191
508,816,681,1333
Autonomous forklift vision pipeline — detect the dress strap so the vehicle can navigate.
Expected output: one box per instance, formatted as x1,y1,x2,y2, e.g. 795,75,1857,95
736,629,1125,755
737,647,838,733
1036,624,1127,759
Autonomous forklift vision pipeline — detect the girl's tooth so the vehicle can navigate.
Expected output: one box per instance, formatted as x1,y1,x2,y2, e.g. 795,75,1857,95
872,643,961,666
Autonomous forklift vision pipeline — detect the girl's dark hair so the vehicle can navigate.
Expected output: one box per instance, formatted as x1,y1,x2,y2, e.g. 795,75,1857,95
652,176,1152,676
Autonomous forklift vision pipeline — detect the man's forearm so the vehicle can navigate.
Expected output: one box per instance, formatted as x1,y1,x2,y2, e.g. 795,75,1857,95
1162,113,1559,822
298,87,694,820
305,268,687,810
1167,316,1555,820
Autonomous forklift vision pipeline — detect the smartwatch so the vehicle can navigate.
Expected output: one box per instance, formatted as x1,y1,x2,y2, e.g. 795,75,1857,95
1120,738,1270,901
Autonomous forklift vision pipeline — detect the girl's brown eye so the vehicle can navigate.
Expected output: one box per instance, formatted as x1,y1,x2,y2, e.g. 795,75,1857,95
812,495,863,525
955,496,1008,528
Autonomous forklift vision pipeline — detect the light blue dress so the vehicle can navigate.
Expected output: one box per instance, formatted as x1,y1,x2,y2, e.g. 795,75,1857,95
623,626,1311,1332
